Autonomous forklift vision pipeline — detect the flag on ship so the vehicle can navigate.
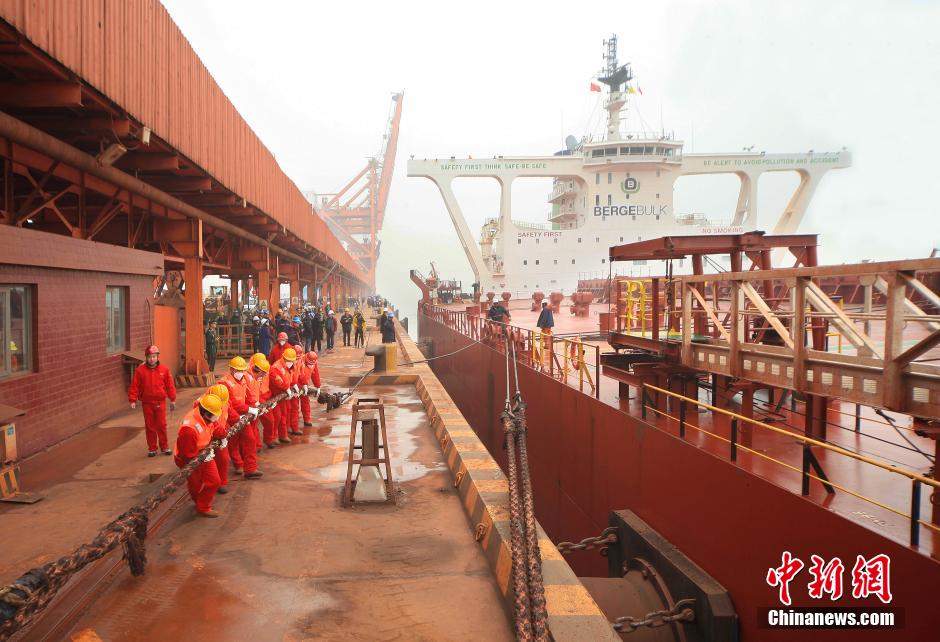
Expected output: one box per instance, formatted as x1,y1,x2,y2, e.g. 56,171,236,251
590,82,601,92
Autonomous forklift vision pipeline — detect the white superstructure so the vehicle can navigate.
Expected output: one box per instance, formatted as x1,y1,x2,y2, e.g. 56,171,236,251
408,35,850,296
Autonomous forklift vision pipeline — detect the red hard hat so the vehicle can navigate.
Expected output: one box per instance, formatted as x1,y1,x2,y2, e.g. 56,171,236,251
305,351,318,364
277,332,288,341
145,345,160,355
293,344,303,354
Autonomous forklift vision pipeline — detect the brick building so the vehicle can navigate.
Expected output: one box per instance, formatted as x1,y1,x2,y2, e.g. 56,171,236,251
0,226,164,457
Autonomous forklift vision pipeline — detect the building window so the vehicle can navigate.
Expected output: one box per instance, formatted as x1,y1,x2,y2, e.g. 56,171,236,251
656,193,660,199
578,237,582,243
607,172,612,184
571,259,576,264
523,260,528,266
535,260,540,265
554,260,558,265
620,237,624,242
595,173,600,184
517,239,522,244
595,236,600,242
0,286,32,379
602,258,606,264
106,286,127,353
595,195,600,206
607,194,612,205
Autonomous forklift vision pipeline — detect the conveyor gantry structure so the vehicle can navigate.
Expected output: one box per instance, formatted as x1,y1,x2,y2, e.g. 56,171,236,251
605,232,940,425
0,5,370,377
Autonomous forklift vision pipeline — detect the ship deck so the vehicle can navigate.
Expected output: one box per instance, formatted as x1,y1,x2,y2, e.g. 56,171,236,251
0,327,514,641
444,299,940,559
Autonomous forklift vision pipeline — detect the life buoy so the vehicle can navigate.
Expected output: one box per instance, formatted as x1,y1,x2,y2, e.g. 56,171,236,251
569,341,580,370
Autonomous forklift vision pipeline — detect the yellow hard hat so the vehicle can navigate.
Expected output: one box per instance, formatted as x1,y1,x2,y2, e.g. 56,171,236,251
199,393,223,416
253,358,270,373
249,353,266,368
209,384,229,403
229,356,248,371
283,347,297,362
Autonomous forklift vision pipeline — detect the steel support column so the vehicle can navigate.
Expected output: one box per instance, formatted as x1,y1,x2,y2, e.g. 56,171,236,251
184,256,208,375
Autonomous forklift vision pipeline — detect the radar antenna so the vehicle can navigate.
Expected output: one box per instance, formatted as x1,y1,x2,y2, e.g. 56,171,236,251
597,35,633,141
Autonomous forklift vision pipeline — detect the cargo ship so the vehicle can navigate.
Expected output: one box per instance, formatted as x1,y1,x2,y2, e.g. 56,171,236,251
0,4,939,642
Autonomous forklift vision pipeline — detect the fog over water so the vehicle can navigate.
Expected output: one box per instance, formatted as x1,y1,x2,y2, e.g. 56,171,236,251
164,0,939,324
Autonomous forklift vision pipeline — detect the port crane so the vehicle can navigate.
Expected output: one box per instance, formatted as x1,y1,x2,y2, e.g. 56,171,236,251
317,92,403,288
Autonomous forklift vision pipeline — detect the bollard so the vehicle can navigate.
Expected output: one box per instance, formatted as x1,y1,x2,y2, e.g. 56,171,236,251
365,343,397,373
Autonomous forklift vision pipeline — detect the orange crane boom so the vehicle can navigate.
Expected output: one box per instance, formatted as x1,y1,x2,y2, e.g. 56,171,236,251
318,92,403,288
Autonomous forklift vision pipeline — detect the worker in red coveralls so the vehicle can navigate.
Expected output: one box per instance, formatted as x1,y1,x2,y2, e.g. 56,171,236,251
266,347,297,446
128,345,177,457
260,348,294,447
174,393,224,518
297,351,321,427
268,331,289,365
206,384,232,494
247,353,269,455
221,356,263,479
285,344,305,435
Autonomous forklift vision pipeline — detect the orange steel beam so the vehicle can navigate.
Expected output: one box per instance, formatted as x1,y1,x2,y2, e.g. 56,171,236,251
0,81,83,108
323,165,370,210
114,153,180,172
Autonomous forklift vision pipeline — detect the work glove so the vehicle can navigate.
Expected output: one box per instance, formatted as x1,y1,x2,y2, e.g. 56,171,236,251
130,401,136,409
169,401,176,411
205,449,216,462
292,384,301,395
285,388,294,399
220,438,228,449
302,385,308,394
247,407,259,418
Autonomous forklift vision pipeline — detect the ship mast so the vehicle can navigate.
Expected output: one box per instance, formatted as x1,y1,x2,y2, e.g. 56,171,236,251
597,35,632,141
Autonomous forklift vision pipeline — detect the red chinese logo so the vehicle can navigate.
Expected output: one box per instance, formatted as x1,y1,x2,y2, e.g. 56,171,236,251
766,551,805,606
850,554,893,604
807,555,845,600
767,552,892,605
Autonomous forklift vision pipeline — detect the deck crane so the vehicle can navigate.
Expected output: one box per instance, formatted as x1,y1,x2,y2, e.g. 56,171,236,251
317,92,403,288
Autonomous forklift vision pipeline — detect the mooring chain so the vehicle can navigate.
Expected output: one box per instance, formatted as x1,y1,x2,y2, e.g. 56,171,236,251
555,527,620,556
0,389,300,640
611,598,696,633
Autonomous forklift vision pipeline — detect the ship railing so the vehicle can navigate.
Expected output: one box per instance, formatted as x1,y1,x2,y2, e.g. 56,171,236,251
641,383,940,550
422,304,600,399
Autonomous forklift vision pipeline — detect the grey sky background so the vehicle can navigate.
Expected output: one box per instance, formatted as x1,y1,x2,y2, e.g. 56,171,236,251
162,0,938,322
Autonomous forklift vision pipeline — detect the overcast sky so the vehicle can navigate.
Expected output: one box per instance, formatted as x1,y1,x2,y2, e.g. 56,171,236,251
162,0,938,319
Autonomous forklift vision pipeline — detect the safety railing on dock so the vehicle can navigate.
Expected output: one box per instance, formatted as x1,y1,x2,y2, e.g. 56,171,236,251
214,323,254,357
641,383,940,550
424,304,601,398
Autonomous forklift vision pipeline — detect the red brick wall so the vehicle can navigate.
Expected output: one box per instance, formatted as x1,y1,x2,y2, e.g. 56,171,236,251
0,264,154,458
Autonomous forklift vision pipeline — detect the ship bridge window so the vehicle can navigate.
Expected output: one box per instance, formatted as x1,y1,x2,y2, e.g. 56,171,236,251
578,237,582,243
554,260,558,265
0,285,32,379
664,148,674,156
592,149,605,158
602,259,606,264
523,260,527,265
607,172,612,184
535,238,539,244
571,259,576,264
619,147,631,155
517,239,521,244
535,260,540,265
595,173,600,184
554,238,558,244
644,146,654,154
607,195,612,205
595,195,600,206
604,147,618,157
629,147,643,155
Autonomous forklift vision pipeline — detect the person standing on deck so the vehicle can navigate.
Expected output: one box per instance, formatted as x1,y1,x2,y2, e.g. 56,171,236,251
312,307,324,352
173,393,224,517
340,309,353,346
204,321,219,372
380,310,396,344
128,345,177,457
325,312,336,350
536,301,554,334
258,315,273,357
353,309,366,347
302,311,315,353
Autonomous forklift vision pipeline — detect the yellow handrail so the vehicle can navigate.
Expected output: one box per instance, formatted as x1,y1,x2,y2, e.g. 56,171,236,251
644,383,940,489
